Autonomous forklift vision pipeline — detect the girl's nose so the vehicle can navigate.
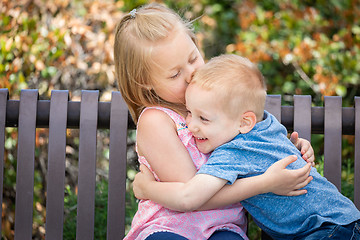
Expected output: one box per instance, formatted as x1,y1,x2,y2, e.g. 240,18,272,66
185,65,196,84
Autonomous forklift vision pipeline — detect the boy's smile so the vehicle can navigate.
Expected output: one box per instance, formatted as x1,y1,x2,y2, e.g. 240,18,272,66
185,84,241,154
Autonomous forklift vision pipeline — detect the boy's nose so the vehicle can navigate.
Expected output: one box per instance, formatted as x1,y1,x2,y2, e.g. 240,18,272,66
187,121,199,133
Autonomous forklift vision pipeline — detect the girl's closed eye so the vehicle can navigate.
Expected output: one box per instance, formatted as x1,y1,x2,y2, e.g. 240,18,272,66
170,71,181,79
189,56,198,64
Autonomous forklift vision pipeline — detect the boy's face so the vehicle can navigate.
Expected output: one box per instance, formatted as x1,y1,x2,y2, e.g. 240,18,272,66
185,84,241,154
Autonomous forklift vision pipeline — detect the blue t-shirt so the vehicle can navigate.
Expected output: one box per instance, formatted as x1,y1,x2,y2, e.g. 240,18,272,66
197,111,360,239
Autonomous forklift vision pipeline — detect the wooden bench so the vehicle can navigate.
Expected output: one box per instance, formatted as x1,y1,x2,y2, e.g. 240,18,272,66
1,88,359,239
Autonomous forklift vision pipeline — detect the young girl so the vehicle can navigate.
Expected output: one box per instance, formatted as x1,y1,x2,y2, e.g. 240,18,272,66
114,3,314,240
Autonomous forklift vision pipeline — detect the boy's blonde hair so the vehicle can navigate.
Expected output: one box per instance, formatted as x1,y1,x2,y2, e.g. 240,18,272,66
114,3,197,123
190,54,267,121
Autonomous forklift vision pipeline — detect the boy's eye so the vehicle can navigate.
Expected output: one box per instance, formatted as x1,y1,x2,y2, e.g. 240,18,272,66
200,116,209,122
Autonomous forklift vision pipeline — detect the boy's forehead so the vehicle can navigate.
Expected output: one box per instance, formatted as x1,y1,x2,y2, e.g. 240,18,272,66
185,84,200,100
187,84,216,98
186,84,218,106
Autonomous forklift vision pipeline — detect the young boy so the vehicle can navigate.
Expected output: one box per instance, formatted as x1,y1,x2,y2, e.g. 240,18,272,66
133,54,360,239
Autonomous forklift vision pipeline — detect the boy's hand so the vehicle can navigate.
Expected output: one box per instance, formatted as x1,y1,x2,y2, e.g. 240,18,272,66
133,164,156,200
290,132,315,166
264,155,313,196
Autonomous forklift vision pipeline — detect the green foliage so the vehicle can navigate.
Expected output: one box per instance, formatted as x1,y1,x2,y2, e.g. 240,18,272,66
63,180,109,240
63,186,77,239
123,0,148,10
2,1,359,102
0,2,65,96
125,177,138,234
247,215,262,240
63,178,138,239
223,0,360,106
1,0,122,100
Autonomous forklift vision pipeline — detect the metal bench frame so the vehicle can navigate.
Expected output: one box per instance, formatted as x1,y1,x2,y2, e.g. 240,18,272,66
1,88,359,239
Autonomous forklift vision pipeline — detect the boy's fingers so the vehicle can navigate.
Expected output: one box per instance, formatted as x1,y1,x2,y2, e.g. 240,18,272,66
301,147,308,155
302,153,315,167
303,148,312,158
290,131,299,145
306,155,315,165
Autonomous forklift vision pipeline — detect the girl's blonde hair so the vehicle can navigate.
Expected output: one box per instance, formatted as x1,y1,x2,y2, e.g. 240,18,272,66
190,54,267,121
114,3,197,124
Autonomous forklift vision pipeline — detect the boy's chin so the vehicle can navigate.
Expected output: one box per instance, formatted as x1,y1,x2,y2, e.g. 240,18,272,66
194,139,216,154
197,146,215,154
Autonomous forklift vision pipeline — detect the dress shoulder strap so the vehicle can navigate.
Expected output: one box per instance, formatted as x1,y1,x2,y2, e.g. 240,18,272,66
138,106,187,131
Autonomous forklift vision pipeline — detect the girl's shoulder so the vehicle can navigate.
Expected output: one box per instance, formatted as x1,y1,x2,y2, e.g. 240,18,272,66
136,107,176,134
138,107,185,128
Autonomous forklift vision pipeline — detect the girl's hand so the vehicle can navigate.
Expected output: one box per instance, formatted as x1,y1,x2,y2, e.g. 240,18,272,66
133,164,156,200
290,132,315,166
264,155,313,196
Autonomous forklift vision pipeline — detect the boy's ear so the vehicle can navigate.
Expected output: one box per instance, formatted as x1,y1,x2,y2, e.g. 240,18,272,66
239,112,257,134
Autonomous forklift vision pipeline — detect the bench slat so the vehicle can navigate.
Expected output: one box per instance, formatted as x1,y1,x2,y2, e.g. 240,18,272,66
106,92,128,239
76,90,99,240
265,95,281,121
14,90,38,240
355,97,360,209
324,96,342,190
45,91,69,240
294,95,312,141
0,89,8,235
263,95,282,240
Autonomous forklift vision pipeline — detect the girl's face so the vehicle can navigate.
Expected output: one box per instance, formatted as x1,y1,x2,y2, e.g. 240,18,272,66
150,29,204,105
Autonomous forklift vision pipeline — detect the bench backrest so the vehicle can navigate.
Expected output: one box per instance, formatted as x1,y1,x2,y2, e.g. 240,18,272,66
1,89,359,239
1,89,128,240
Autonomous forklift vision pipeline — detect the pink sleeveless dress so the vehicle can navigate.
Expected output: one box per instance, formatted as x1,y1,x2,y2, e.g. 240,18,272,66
124,107,248,240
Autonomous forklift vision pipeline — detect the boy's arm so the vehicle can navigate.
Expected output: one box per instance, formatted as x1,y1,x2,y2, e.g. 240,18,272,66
290,132,315,165
133,165,227,212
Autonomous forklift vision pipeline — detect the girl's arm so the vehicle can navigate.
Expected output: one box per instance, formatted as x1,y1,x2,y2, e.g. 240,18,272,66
136,109,197,182
134,164,271,212
197,155,312,210
133,155,313,212
134,166,228,211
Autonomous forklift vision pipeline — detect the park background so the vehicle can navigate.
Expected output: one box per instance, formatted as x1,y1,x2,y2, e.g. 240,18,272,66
1,0,360,239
